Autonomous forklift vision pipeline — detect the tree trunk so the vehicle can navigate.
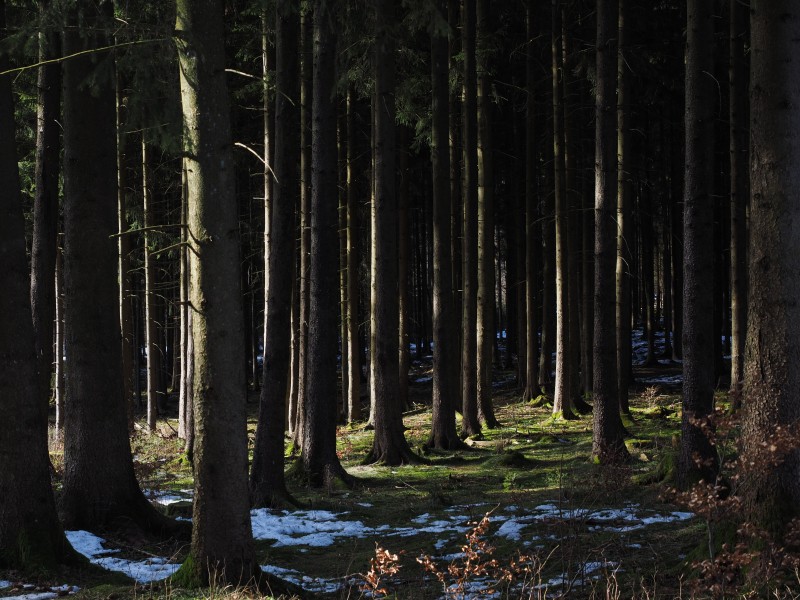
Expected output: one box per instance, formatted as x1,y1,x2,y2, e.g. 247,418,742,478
250,0,300,509
366,0,420,465
728,0,747,401
592,0,628,464
427,0,465,451
178,161,190,441
0,0,73,566
55,241,65,433
615,0,632,414
61,0,177,534
30,0,61,404
346,88,362,424
523,0,540,403
461,0,481,438
476,0,498,429
552,0,574,420
743,0,800,533
173,0,259,585
302,0,354,486
142,141,163,431
294,8,313,449
678,0,718,488
397,126,411,412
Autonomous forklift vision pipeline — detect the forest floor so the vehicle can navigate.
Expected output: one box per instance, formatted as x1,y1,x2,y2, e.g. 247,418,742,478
2,353,722,600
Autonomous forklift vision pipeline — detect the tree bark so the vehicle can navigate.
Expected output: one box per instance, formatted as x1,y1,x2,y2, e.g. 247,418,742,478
250,0,300,509
366,0,420,465
345,88,362,423
592,0,628,464
678,0,718,488
427,0,465,451
476,0,498,429
742,0,800,533
552,0,574,420
61,0,178,534
174,0,258,584
0,0,73,568
30,0,61,404
615,0,632,414
302,0,354,485
728,0,748,401
461,0,481,438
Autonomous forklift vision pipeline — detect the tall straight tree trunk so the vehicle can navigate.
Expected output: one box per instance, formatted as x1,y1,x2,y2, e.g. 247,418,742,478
55,242,65,433
476,0,498,428
30,0,61,402
61,0,178,534
523,0,539,403
302,0,353,486
250,0,300,509
670,125,684,361
397,127,411,412
294,8,313,448
117,85,135,426
367,0,419,465
678,0,718,488
551,0,574,420
592,0,628,464
262,8,273,312
0,0,73,566
178,162,190,441
345,88,361,423
338,114,349,419
461,0,481,438
142,141,163,431
427,0,464,450
743,0,800,533
728,0,747,401
615,0,632,414
173,0,260,585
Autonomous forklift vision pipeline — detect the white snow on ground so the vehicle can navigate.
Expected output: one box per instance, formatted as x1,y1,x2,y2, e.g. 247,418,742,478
261,565,341,595
639,374,684,385
144,489,192,506
65,530,180,583
2,586,79,600
61,503,693,595
251,509,370,547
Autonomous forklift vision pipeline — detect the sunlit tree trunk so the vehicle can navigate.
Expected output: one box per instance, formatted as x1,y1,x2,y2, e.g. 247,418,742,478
461,0,481,438
345,88,361,423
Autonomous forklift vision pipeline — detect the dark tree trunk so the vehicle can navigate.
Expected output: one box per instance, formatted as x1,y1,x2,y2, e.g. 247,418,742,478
476,0,498,428
743,0,800,533
678,0,718,488
427,0,465,451
302,0,353,485
30,0,61,403
0,0,73,568
728,0,748,401
398,127,411,412
366,0,420,465
250,0,300,509
615,0,632,414
61,0,178,534
592,0,628,464
345,88,362,424
523,0,540,403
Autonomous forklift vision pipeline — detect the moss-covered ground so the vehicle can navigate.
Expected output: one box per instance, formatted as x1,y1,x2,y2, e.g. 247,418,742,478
2,360,721,599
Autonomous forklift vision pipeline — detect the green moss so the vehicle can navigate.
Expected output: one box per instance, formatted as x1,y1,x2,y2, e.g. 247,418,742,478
169,553,204,588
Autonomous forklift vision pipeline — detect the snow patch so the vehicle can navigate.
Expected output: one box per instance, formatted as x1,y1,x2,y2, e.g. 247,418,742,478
65,530,180,583
261,565,341,595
